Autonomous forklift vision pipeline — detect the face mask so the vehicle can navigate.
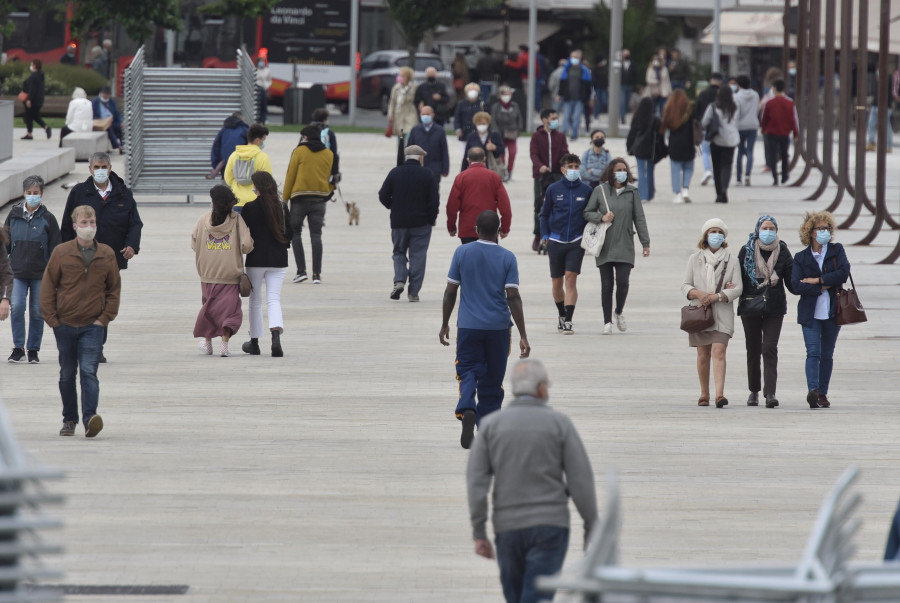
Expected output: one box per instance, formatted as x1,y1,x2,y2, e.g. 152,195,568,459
815,229,831,245
730,84,738,93
25,195,41,208
707,233,725,249
565,169,580,182
30,65,36,72
92,168,109,184
788,68,797,76
476,124,488,134
652,61,660,68
500,95,512,103
260,141,266,150
593,138,605,148
614,171,627,183
570,57,580,66
758,230,777,245
257,61,265,68
548,119,559,130
76,226,97,241
100,96,110,103
467,90,478,101
421,114,433,125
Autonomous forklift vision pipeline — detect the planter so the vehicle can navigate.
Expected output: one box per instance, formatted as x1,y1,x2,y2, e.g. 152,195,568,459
0,95,85,118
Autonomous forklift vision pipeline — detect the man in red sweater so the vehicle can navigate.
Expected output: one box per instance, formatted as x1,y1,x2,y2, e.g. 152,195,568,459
529,109,568,252
760,79,799,186
447,148,512,244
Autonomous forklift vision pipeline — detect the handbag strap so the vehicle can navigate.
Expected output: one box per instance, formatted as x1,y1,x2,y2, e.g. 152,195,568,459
714,260,729,294
832,256,854,290
600,184,610,214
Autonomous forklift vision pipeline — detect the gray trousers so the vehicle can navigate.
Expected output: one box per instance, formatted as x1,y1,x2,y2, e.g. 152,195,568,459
391,225,432,296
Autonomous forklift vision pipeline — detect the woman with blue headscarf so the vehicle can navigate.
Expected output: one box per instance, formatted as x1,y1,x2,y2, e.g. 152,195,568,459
737,215,794,408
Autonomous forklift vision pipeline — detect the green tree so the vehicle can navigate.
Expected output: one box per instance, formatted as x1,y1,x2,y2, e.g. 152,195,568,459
198,0,281,48
66,0,182,44
386,0,499,68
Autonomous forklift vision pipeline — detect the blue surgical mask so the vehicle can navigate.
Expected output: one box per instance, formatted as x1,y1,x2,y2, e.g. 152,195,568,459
548,119,559,130
758,230,777,245
260,142,266,150
24,195,41,208
815,229,831,245
565,169,580,182
707,233,725,249
614,171,627,183
421,114,433,125
570,57,580,66
730,84,738,93
788,68,797,76
92,168,109,184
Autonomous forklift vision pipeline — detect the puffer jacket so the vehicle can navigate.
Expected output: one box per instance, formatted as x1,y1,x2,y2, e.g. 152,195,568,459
4,203,61,280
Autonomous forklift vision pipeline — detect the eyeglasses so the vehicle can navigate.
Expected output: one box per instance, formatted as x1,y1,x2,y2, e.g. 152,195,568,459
815,226,833,232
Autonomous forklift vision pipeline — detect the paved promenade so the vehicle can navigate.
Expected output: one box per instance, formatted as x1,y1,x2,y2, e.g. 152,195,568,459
1,127,899,602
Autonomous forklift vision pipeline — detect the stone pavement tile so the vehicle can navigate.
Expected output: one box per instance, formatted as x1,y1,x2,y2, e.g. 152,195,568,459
1,129,899,601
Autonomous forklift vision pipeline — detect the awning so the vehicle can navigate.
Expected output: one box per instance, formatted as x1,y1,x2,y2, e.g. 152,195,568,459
700,2,900,54
434,20,560,51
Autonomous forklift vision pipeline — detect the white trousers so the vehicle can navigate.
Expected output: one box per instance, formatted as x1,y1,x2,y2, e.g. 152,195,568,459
246,266,286,337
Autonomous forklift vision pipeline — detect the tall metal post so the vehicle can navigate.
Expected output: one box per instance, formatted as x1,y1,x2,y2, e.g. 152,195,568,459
348,0,359,126
526,0,537,131
712,0,721,73
607,0,623,137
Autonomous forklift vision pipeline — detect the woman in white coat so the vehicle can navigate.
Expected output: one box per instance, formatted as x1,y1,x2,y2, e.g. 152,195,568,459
59,87,93,147
681,218,742,408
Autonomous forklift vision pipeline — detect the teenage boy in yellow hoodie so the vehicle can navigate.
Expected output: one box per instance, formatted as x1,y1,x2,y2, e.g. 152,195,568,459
224,123,271,211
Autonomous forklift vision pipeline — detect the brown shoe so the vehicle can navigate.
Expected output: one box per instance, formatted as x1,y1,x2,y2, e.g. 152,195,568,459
817,394,831,408
85,414,104,438
697,397,709,407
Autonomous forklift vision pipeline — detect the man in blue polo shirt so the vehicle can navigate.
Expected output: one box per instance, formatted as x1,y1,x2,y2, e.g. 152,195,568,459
440,211,530,449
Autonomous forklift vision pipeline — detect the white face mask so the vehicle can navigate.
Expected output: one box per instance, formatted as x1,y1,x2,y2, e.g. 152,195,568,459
92,168,110,184
467,90,478,101
500,95,512,103
476,124,488,134
76,226,97,241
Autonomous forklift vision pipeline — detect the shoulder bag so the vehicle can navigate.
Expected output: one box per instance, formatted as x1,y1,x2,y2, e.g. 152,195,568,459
737,285,769,318
232,219,253,297
487,142,509,181
680,260,728,333
834,263,867,326
581,185,612,257
692,118,704,146
704,106,720,142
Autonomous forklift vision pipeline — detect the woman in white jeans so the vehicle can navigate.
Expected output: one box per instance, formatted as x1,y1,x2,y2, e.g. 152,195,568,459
240,172,292,357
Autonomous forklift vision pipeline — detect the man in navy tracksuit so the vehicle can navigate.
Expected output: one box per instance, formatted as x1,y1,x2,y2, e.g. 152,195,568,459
540,153,591,334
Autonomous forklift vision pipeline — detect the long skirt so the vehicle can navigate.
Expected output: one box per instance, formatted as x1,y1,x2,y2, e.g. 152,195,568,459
193,283,242,338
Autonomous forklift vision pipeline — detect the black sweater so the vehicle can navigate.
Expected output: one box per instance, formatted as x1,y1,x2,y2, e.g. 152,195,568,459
241,198,292,268
737,241,795,317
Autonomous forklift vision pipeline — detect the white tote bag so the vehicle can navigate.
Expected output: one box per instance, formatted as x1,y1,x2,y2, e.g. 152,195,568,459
581,185,611,258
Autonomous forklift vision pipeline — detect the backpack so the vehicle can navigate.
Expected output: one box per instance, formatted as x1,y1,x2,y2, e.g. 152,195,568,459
233,156,255,185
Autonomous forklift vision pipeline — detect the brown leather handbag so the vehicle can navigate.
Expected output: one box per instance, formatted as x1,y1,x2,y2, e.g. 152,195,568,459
680,260,728,333
835,271,866,326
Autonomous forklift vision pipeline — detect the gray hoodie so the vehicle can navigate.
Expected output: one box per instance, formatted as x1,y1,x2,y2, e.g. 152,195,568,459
466,396,598,543
734,87,761,131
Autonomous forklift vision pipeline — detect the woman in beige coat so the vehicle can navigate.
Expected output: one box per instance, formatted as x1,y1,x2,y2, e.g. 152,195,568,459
387,66,419,143
681,218,742,408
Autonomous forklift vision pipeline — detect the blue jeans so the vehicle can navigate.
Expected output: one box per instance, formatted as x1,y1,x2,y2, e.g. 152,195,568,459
10,278,43,350
455,327,510,422
701,140,712,172
636,157,654,201
54,324,104,426
801,319,841,394
479,81,493,105
562,100,583,139
592,88,608,117
495,526,570,603
866,107,893,150
737,129,757,177
391,225,432,296
620,85,633,122
670,159,694,193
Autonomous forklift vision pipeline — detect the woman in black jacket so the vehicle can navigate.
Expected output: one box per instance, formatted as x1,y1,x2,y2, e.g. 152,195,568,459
626,97,660,202
737,215,794,408
659,89,696,204
240,172,292,357
21,60,51,140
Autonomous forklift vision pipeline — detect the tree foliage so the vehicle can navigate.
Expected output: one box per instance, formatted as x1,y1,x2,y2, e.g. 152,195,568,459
197,0,281,20
66,0,182,43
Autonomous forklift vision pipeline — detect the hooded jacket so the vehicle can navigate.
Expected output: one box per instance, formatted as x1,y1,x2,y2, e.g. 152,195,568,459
4,203,61,280
734,87,761,131
61,172,143,270
282,141,334,201
211,115,249,168
65,97,94,133
224,144,273,206
191,211,254,284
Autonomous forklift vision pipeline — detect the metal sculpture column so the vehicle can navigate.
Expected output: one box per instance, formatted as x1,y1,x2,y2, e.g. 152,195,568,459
826,0,855,211
789,0,808,175
807,0,837,201
791,0,816,186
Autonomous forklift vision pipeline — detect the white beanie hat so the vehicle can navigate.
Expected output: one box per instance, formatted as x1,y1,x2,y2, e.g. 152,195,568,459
701,218,728,238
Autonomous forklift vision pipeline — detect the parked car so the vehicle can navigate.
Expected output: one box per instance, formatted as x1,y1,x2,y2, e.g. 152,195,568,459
325,50,455,115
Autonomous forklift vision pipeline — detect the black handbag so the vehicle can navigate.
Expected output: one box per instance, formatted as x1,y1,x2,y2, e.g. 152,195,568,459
704,106,720,142
737,286,769,318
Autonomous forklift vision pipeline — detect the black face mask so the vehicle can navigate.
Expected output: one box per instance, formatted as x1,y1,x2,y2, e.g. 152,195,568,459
593,138,605,147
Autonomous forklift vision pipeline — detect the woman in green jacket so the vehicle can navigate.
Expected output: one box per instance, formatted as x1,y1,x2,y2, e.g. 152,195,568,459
583,158,651,334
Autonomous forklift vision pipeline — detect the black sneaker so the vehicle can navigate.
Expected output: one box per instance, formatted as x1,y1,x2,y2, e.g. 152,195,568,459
292,272,308,283
460,410,477,449
312,274,322,284
59,421,76,436
557,316,565,332
562,321,574,335
99,354,107,363
8,348,25,363
27,350,39,364
390,282,404,300
241,339,261,355
85,415,103,438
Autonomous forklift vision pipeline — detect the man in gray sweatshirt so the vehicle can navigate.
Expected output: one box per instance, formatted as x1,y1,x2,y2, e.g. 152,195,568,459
466,358,598,603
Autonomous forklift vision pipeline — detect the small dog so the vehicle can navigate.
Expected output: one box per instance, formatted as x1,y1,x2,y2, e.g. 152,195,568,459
346,201,360,225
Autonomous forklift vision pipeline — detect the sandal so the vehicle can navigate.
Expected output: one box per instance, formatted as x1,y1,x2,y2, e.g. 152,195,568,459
715,396,729,408
698,397,709,407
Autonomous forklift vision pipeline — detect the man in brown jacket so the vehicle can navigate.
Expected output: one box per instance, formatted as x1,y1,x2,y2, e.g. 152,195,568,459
41,205,120,438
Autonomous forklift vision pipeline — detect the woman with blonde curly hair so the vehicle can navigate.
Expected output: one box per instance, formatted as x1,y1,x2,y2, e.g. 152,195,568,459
387,66,419,144
790,211,850,409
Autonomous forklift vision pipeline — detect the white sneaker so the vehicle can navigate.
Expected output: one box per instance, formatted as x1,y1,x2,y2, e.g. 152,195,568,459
744,175,751,187
614,313,628,332
681,189,692,203
219,341,230,357
672,192,683,204
701,171,713,186
602,323,613,335
198,340,212,355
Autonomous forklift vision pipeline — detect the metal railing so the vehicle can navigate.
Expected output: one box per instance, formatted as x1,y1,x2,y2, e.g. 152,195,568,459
0,398,64,602
538,466,900,602
124,47,257,197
